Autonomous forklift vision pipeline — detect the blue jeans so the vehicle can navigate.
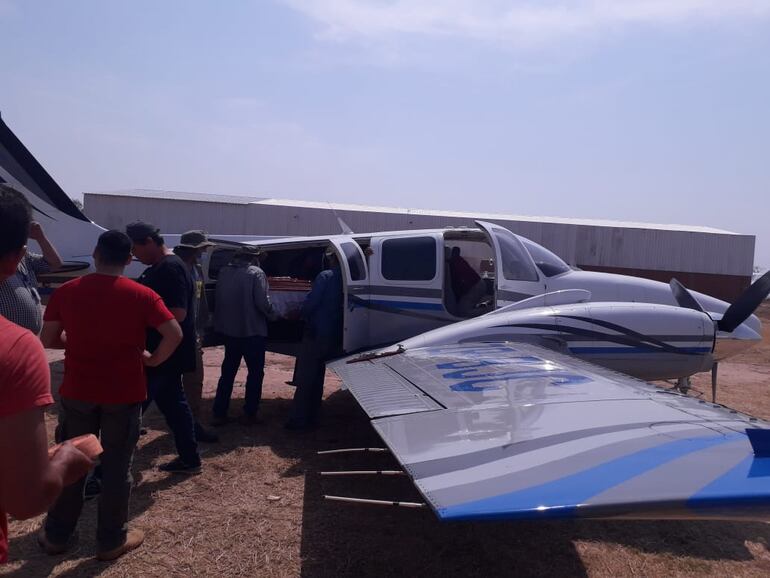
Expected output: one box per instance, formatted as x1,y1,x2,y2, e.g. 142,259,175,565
144,372,200,466
213,335,266,418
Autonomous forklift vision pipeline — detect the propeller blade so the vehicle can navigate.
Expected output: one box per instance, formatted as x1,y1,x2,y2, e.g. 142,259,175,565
711,363,718,403
669,278,705,313
718,271,770,332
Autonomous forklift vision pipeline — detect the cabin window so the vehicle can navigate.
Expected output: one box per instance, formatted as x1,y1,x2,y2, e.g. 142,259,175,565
493,230,539,282
340,242,367,281
381,237,436,281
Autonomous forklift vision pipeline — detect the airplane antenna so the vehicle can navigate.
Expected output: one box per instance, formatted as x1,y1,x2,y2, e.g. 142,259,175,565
327,202,354,234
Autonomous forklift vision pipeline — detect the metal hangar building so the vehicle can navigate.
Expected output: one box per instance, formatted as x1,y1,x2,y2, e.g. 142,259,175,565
83,189,755,301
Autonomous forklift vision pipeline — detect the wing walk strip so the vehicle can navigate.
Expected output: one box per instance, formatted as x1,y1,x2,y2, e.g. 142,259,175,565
333,359,443,417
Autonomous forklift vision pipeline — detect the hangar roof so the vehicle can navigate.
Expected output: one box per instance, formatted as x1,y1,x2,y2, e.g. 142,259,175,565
88,188,739,236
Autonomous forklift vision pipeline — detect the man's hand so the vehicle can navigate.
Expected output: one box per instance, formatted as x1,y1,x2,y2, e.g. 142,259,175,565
142,350,158,367
29,221,45,242
49,441,93,486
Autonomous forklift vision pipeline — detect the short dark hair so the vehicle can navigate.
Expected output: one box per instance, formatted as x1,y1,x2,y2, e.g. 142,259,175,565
0,184,32,259
96,230,132,266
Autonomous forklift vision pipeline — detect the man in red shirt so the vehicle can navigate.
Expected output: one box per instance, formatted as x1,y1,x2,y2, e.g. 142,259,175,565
39,230,182,561
0,185,93,564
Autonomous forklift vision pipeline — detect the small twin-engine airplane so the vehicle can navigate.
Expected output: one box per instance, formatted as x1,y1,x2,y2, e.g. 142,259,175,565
3,114,770,522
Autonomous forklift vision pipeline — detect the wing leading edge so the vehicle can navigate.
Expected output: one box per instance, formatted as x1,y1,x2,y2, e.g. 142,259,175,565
328,342,770,522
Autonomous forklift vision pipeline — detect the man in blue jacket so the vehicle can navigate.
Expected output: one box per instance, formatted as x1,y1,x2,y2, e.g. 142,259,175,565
286,249,343,430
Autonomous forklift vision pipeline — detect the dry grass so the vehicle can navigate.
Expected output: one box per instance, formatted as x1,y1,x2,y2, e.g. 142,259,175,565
3,304,770,577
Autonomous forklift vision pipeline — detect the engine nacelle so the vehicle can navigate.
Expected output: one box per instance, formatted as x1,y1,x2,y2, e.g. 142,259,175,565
399,301,715,381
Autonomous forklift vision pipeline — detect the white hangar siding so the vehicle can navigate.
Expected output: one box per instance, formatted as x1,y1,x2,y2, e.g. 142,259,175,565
83,190,754,301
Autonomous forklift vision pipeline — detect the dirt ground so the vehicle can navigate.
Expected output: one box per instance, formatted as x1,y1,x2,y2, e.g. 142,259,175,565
3,304,770,577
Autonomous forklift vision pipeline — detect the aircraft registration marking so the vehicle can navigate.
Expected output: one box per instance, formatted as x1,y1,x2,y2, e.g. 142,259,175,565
419,344,591,392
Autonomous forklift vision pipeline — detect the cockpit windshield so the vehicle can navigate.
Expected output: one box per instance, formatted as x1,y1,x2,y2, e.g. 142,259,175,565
520,238,571,277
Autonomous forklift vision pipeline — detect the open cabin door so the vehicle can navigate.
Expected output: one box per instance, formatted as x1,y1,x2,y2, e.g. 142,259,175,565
327,237,370,354
474,221,546,305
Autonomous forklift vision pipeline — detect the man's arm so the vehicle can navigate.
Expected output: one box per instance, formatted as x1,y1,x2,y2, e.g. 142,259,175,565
154,262,188,322
40,320,66,349
252,269,276,320
301,272,329,320
28,222,63,271
168,308,187,322
0,407,92,519
143,319,183,367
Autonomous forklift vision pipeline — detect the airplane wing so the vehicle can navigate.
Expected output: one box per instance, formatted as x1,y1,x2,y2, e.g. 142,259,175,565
328,341,770,521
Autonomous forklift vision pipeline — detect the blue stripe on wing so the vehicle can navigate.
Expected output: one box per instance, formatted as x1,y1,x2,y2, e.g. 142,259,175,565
688,454,770,509
438,433,743,521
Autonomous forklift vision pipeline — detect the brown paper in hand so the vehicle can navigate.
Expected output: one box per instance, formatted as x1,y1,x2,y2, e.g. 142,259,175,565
48,434,103,460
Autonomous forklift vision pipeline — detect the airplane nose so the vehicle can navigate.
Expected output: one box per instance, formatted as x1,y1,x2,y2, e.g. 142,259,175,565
713,324,762,361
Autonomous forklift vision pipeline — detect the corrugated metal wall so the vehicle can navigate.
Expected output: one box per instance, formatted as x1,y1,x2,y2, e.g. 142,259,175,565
84,193,755,298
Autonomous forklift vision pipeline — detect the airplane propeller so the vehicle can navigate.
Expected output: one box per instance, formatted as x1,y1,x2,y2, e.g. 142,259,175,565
669,272,770,402
717,270,770,332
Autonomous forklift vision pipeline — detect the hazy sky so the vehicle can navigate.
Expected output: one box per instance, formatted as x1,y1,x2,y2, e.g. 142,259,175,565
1,1,769,265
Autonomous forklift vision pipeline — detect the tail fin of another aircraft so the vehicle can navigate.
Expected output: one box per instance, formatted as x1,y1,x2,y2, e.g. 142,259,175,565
0,113,103,262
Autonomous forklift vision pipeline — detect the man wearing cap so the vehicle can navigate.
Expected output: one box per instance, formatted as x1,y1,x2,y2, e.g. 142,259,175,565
211,246,275,425
173,231,218,443
126,221,202,474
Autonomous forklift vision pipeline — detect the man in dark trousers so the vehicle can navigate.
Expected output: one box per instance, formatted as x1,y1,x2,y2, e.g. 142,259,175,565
173,231,218,443
286,248,343,430
212,246,274,426
39,230,182,560
126,221,202,474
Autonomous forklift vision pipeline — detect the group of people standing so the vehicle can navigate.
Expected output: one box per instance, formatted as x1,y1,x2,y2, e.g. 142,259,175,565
0,183,342,564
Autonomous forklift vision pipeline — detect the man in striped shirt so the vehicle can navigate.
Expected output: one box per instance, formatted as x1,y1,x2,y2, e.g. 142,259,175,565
0,219,62,333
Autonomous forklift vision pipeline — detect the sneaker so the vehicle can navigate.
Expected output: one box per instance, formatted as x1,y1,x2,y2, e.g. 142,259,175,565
84,475,102,500
158,457,202,475
37,528,69,556
195,423,219,443
239,413,263,426
97,529,145,561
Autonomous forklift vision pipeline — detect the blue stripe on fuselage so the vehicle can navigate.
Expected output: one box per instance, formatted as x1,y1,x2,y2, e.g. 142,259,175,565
368,299,444,311
569,346,712,355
